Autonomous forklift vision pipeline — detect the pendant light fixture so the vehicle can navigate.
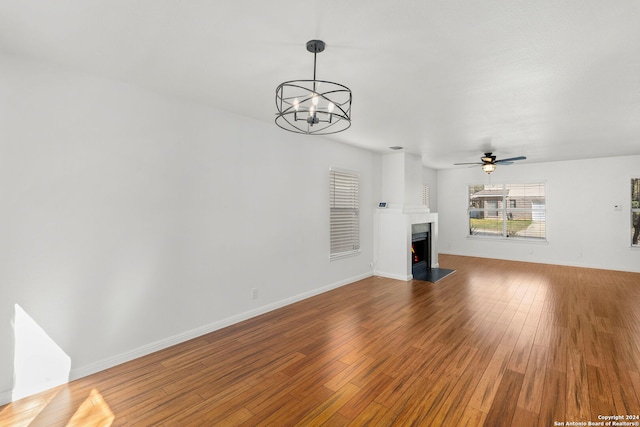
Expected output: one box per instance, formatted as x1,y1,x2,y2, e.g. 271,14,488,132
275,40,352,135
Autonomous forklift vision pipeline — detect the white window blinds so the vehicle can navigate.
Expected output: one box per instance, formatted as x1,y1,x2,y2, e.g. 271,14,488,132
330,169,360,259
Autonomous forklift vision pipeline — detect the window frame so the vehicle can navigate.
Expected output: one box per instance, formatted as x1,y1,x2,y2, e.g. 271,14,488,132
329,167,360,260
631,178,640,247
467,182,547,241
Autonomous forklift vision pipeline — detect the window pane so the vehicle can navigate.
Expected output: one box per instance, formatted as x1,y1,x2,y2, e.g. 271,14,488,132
468,183,546,240
505,183,546,206
506,183,545,239
469,185,503,217
507,210,545,239
469,215,504,236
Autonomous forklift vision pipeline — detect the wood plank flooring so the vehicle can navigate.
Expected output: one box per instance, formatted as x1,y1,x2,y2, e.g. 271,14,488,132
1,255,639,426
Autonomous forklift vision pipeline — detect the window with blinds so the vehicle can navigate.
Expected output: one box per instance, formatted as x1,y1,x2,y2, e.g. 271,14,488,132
468,182,546,240
632,178,640,247
329,168,360,259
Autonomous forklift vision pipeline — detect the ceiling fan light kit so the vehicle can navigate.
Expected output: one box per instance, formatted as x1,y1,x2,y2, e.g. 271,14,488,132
455,152,527,174
275,40,352,135
482,163,497,174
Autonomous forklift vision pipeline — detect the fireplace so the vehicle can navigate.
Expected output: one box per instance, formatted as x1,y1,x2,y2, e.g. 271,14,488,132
411,223,431,278
373,207,438,281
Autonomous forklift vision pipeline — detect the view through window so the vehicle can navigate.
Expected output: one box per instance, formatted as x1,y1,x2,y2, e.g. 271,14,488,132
468,183,546,240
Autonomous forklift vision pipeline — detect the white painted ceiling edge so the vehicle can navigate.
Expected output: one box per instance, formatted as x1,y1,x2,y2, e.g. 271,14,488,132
0,0,638,169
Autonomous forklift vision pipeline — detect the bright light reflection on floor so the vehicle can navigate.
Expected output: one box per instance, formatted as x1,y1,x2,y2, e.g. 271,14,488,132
66,389,114,427
0,386,62,426
12,304,71,402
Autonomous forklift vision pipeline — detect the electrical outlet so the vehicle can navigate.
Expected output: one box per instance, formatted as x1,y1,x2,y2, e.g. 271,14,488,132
251,288,257,300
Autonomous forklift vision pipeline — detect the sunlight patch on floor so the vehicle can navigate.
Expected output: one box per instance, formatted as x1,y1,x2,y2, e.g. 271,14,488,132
66,389,114,427
0,386,62,427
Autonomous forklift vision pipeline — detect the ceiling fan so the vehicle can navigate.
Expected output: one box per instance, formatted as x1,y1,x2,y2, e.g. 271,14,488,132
454,152,527,174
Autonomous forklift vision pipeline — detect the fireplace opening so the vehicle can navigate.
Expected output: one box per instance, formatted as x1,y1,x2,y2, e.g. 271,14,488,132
411,223,431,278
412,240,427,264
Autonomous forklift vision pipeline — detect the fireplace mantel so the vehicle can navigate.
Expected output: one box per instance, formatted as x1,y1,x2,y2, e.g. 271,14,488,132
373,207,438,281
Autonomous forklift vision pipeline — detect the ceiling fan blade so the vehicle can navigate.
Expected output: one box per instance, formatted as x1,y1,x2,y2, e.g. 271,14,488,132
498,161,514,165
454,162,483,165
495,156,526,163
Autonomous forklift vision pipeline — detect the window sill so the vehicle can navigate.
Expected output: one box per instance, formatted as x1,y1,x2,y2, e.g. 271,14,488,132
467,235,548,244
330,249,361,261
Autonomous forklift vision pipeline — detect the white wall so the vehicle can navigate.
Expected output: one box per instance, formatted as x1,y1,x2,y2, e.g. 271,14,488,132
437,155,640,272
0,54,378,403
380,151,424,207
403,153,422,206
381,152,405,205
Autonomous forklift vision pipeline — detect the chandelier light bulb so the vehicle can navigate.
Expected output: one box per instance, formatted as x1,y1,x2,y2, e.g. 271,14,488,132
293,98,300,111
327,102,335,113
311,93,319,106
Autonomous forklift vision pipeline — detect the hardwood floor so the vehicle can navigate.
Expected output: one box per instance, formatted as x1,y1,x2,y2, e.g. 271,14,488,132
1,255,639,426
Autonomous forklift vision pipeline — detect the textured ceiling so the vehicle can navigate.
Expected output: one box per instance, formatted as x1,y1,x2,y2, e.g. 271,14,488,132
1,1,639,169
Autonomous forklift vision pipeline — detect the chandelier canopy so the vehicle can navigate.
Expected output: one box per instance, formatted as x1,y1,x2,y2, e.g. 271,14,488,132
275,40,352,135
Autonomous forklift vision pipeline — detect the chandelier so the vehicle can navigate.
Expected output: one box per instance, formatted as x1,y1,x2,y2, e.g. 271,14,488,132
275,40,352,135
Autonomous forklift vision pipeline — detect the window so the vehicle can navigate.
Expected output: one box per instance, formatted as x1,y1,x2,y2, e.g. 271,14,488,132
468,183,546,240
330,168,360,259
632,178,640,247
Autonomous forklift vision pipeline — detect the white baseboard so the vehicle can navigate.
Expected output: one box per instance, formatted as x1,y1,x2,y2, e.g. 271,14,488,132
0,389,12,407
0,271,374,407
373,270,412,281
70,271,372,381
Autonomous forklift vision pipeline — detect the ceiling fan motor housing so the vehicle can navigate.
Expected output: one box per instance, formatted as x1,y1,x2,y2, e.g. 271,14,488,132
482,153,497,163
